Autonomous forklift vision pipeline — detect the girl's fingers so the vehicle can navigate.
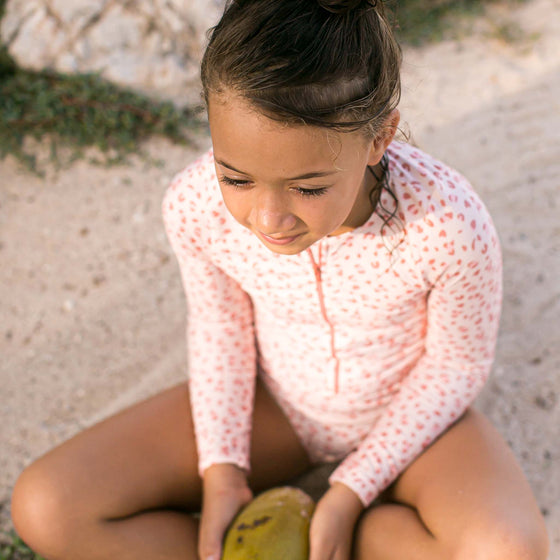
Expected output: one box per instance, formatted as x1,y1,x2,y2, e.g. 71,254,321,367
309,543,335,560
198,478,253,560
311,543,349,560
199,496,237,560
309,528,335,560
308,483,361,560
308,513,353,560
198,517,224,560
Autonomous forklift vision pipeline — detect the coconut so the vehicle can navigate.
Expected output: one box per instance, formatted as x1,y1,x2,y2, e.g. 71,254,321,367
222,487,315,560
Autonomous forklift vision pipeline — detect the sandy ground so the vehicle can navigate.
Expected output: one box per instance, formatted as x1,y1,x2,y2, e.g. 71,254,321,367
1,0,559,555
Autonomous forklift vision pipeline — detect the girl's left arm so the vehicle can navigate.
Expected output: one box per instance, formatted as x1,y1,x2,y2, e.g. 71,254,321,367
328,196,503,510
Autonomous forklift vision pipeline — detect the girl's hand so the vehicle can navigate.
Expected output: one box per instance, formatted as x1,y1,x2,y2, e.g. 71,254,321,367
199,463,253,560
309,482,364,560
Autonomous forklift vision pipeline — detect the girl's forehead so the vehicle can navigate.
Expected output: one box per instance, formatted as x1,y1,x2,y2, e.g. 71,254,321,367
208,92,368,168
208,92,306,133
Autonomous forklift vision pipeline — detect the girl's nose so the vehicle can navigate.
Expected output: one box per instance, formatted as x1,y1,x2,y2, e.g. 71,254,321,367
250,195,297,234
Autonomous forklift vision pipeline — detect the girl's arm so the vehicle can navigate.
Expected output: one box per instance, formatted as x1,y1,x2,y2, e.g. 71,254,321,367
328,196,503,508
163,170,257,559
162,168,257,478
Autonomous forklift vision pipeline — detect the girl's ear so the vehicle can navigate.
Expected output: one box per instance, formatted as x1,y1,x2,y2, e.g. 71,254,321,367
366,109,400,166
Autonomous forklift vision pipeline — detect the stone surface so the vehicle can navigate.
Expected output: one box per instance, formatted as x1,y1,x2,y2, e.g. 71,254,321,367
48,0,108,28
7,6,67,70
0,0,226,106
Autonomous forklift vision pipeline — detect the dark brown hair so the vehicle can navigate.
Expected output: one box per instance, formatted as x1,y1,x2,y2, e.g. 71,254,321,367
201,0,403,239
201,0,402,139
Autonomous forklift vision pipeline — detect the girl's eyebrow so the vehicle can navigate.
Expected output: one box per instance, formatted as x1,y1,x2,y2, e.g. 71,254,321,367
215,158,337,180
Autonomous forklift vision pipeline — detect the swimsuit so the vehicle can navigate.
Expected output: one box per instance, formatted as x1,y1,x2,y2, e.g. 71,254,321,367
162,141,502,506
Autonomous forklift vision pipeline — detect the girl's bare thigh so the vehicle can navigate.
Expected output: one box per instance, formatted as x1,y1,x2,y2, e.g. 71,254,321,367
356,408,549,559
12,378,311,529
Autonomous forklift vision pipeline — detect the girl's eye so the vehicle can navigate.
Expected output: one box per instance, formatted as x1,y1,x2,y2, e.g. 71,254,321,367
220,175,328,198
294,187,328,198
219,176,251,189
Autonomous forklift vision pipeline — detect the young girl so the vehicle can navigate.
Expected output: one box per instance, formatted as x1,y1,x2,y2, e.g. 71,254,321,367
11,1,548,559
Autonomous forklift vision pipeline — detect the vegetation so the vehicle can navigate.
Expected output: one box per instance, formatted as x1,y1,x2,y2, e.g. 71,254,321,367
0,533,43,560
0,66,204,174
0,0,528,174
0,0,203,173
388,0,527,45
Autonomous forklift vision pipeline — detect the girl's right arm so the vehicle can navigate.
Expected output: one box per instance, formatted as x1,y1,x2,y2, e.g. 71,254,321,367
162,163,257,475
162,160,257,556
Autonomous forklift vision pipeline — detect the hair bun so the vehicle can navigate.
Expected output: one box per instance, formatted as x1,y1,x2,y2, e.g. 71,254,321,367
317,0,376,14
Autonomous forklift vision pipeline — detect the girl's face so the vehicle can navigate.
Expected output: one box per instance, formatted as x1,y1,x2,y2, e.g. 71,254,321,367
208,93,397,255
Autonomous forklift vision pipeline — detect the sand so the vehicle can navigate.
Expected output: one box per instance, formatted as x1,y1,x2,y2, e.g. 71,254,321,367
1,0,558,555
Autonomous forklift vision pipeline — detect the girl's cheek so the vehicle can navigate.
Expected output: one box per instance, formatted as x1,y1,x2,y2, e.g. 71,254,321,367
221,192,245,222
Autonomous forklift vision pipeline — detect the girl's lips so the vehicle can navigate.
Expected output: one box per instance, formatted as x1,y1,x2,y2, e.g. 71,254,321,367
259,232,303,245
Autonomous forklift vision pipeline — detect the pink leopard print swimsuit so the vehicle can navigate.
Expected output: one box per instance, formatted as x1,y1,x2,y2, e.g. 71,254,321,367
163,141,502,506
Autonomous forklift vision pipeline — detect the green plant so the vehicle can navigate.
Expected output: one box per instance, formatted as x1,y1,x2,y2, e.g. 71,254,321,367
389,0,528,45
0,58,205,174
0,531,44,560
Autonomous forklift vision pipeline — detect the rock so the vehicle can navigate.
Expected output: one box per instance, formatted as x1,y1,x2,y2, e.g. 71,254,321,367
48,0,108,28
0,0,227,106
7,7,67,70
0,1,40,44
223,487,315,560
84,3,147,53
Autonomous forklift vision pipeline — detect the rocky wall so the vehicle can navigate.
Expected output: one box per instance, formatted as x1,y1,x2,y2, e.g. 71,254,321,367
0,0,226,106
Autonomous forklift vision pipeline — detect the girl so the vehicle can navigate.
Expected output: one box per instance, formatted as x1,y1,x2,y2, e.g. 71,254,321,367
11,1,548,559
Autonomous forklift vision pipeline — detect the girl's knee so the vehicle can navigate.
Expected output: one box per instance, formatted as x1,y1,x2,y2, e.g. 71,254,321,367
11,461,75,558
453,518,549,560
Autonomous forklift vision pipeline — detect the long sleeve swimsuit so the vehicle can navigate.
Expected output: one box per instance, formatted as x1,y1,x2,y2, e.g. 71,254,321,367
162,141,503,507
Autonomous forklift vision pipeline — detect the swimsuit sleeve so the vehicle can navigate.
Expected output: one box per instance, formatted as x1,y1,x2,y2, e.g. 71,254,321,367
329,191,503,507
162,167,256,476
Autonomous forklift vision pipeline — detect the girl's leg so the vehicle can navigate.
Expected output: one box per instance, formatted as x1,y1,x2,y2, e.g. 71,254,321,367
11,379,311,560
353,409,549,560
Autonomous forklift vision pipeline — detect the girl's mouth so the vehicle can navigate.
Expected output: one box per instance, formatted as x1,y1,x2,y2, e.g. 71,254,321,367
258,232,303,246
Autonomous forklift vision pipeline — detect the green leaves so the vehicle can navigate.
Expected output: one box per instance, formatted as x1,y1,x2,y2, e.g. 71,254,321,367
0,532,44,560
0,64,203,174
389,0,527,45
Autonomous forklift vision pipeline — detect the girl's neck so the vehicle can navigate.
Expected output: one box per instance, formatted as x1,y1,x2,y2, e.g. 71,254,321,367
329,163,382,236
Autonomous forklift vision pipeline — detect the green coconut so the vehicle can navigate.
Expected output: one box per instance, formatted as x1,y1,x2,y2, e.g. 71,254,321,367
222,487,315,560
